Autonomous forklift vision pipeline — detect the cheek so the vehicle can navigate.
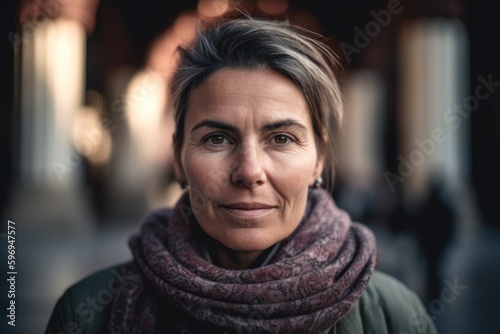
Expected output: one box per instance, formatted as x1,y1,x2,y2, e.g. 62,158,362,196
183,152,230,202
267,151,317,221
269,151,318,187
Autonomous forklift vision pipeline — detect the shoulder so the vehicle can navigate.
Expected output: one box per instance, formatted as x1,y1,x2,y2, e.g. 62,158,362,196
333,270,438,334
45,263,130,334
363,270,425,310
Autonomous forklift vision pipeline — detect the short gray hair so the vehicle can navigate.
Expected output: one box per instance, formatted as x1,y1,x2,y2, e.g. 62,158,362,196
170,18,344,190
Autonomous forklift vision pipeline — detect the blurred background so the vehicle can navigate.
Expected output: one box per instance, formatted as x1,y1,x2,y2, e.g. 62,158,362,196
1,0,499,333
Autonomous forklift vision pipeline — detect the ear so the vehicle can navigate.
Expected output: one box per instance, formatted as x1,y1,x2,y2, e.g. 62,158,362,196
310,148,325,187
312,133,327,182
173,150,187,188
314,154,325,180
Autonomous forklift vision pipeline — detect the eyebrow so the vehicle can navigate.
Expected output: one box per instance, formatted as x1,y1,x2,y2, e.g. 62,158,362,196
261,119,307,132
191,118,308,134
191,120,237,133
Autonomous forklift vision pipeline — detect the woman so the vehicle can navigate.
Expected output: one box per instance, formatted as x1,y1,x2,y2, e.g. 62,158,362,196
46,18,437,334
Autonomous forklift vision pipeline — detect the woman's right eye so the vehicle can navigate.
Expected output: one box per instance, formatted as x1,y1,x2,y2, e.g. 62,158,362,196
206,134,230,146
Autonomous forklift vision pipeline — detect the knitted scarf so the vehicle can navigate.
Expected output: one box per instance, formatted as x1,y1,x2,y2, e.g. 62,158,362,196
109,188,377,334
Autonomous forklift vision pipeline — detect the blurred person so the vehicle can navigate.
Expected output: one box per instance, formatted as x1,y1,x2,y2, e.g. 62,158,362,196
412,179,456,304
45,17,436,334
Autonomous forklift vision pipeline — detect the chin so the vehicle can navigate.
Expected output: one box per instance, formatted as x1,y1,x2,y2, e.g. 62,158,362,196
218,230,282,252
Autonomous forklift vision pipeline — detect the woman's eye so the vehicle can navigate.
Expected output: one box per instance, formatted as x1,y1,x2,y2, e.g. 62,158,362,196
207,135,229,145
273,135,291,145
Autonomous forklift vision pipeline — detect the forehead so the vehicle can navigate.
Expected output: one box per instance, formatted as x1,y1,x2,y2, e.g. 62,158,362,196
186,68,312,125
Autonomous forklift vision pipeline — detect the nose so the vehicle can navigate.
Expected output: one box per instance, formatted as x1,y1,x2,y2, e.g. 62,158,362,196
231,143,267,188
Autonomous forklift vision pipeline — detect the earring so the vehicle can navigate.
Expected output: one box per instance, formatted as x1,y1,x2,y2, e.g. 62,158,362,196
313,177,323,188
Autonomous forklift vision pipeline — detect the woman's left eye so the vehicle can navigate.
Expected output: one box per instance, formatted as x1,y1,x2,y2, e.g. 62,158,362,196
272,135,292,146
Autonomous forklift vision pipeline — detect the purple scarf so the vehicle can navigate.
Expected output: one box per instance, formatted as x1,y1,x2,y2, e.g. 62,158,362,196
109,188,377,333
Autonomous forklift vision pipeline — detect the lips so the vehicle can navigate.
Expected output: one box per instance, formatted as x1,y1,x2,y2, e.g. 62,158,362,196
219,202,276,218
221,203,275,210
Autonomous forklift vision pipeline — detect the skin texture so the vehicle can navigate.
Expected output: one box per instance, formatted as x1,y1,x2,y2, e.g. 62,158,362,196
177,68,323,269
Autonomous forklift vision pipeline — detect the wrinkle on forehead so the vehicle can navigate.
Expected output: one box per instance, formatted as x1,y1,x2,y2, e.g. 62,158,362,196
187,68,311,130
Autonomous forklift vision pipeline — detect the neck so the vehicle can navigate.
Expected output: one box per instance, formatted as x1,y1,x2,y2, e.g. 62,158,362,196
193,222,274,270
214,245,264,270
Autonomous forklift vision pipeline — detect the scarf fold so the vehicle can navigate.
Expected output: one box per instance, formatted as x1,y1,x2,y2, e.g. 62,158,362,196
109,188,377,334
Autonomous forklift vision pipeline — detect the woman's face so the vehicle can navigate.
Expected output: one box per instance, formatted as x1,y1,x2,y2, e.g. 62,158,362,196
178,68,323,251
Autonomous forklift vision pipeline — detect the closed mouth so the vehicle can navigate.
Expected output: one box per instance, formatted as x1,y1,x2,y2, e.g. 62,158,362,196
220,203,275,210
219,202,276,218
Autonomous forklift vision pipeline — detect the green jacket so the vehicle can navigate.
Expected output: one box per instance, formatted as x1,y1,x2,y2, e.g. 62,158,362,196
45,264,437,334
